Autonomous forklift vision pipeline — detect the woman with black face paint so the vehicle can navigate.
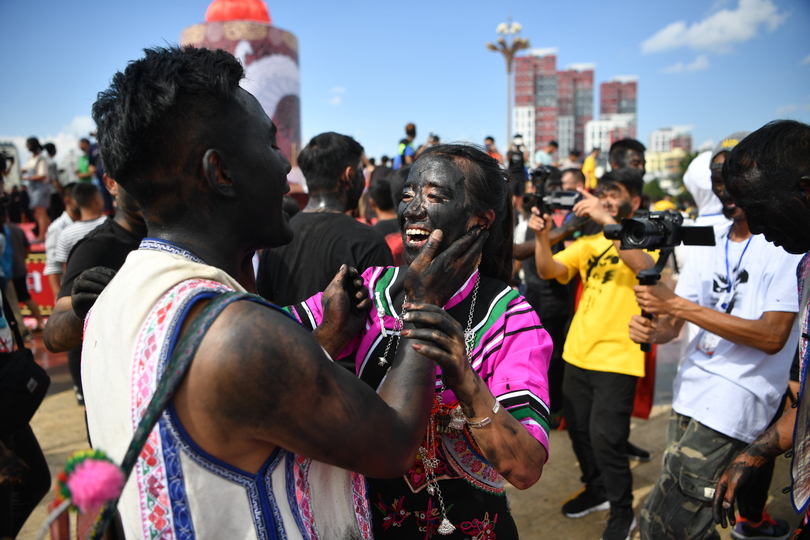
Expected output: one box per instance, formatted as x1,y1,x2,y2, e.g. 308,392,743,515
285,144,552,539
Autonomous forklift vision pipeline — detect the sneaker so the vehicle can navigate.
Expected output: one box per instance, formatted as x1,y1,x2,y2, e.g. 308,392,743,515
626,441,651,462
562,488,610,518
602,508,636,540
730,513,790,540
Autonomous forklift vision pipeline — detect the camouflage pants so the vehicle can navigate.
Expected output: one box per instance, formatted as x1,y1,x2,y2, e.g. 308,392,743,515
639,412,749,540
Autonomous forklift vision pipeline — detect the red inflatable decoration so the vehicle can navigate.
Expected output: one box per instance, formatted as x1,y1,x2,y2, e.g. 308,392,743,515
205,0,271,24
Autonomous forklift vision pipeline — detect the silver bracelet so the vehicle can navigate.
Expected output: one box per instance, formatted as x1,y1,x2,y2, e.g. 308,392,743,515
466,401,501,429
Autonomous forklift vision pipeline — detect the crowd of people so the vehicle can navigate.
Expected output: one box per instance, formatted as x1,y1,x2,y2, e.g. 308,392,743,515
0,45,809,540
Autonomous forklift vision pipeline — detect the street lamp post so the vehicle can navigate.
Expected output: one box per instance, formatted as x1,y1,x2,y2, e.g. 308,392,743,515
486,20,530,149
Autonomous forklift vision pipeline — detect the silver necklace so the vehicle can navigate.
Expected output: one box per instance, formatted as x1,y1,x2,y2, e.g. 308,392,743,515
374,273,481,535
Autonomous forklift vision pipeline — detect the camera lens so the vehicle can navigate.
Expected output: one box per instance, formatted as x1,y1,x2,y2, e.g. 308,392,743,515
623,219,663,249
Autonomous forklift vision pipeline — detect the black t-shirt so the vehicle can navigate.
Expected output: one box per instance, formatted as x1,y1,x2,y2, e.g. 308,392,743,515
507,149,525,175
372,218,399,237
58,218,144,299
521,226,574,322
257,212,393,305
369,165,393,184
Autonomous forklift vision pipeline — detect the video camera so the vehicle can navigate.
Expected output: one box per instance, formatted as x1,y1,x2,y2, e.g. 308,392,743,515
528,166,583,214
604,209,715,352
603,210,715,250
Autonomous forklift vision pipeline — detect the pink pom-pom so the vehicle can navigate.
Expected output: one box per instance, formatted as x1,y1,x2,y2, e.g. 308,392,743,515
66,459,125,514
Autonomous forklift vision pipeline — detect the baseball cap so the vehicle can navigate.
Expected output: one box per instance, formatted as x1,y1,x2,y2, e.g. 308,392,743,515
710,131,751,165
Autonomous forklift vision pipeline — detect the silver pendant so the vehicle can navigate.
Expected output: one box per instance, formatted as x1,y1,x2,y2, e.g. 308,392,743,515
438,518,455,535
448,408,466,430
377,357,388,367
427,484,435,495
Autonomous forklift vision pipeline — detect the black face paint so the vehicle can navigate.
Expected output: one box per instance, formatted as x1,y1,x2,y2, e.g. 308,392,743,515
398,155,472,264
616,201,633,219
711,156,745,221
728,173,810,254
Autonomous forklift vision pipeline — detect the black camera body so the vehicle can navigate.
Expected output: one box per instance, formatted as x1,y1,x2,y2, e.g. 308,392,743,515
527,166,582,213
604,210,715,250
543,190,582,211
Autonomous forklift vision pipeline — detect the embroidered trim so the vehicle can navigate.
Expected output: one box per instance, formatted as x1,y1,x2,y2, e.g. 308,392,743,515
162,408,277,540
132,279,225,539
139,238,205,264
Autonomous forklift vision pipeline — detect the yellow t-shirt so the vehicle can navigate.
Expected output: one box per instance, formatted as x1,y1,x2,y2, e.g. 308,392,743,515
582,155,597,191
553,233,653,377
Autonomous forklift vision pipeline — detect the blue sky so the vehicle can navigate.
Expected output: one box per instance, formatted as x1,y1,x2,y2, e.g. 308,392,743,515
2,0,809,165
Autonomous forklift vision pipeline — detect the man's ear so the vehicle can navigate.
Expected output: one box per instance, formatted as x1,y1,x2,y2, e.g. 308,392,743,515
630,195,642,212
338,165,355,190
202,149,236,198
102,174,118,197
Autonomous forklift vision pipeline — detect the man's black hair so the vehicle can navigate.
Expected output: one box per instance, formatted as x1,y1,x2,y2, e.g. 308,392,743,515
80,138,90,145
62,182,78,200
598,167,644,198
43,143,56,157
609,139,646,168
92,46,245,209
485,136,495,142
561,168,586,184
381,155,389,164
369,178,394,212
548,141,558,148
298,132,364,194
73,182,99,208
27,137,42,152
724,120,810,191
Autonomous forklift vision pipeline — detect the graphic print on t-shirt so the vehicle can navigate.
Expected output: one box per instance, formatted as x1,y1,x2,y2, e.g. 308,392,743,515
580,252,621,315
711,269,748,313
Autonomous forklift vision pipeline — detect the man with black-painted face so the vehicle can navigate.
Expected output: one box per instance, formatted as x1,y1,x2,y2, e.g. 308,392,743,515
710,120,810,540
529,167,655,540
81,46,484,539
609,138,646,177
256,131,393,310
631,131,801,540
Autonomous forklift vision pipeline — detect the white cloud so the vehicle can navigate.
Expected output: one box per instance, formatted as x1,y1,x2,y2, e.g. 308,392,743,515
776,98,810,116
326,86,345,106
800,55,810,66
641,0,788,54
661,55,710,73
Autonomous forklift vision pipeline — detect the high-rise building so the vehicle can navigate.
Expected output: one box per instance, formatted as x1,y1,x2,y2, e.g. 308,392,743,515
557,63,594,160
600,76,637,117
648,126,693,153
513,49,594,163
583,76,639,167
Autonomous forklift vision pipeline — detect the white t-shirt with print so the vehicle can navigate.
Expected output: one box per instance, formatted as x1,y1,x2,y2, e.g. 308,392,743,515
673,223,802,443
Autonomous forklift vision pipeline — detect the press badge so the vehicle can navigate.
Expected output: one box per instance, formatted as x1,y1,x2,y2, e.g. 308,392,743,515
697,330,721,356
698,290,733,356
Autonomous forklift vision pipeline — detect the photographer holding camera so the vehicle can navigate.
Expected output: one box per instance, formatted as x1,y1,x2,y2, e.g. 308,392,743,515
630,132,802,540
528,167,655,540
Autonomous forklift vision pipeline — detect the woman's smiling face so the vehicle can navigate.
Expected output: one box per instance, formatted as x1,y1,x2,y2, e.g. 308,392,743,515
398,155,476,264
